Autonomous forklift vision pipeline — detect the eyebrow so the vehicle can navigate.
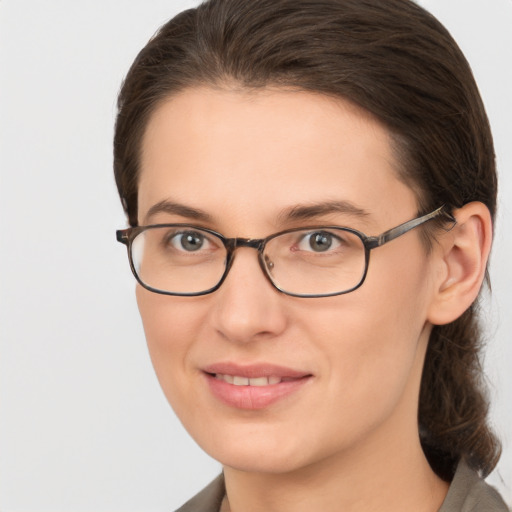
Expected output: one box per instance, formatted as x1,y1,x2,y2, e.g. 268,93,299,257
144,200,213,224
143,198,370,227
278,200,371,223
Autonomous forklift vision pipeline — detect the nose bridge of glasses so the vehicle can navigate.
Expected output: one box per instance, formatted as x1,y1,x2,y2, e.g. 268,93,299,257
230,237,265,251
225,237,274,279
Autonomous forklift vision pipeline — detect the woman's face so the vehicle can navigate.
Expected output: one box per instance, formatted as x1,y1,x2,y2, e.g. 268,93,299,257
136,87,437,474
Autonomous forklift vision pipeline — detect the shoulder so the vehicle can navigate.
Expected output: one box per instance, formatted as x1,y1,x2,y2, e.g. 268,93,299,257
174,474,225,512
439,461,509,512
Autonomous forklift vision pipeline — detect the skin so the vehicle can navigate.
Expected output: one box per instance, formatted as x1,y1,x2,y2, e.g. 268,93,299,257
135,87,490,512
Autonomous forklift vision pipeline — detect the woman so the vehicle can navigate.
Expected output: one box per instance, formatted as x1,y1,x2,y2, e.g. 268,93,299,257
114,0,508,510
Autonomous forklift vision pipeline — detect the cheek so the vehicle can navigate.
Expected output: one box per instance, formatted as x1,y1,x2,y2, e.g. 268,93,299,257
312,249,432,413
312,301,420,399
135,287,206,403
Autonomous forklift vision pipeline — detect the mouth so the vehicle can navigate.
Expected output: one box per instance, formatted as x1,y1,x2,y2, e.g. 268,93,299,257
202,363,312,410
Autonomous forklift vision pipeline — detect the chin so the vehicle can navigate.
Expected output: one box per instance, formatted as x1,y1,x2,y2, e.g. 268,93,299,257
215,449,307,475
189,423,330,476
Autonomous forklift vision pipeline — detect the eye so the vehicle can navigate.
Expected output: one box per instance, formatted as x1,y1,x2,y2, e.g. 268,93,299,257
169,230,208,252
297,231,342,253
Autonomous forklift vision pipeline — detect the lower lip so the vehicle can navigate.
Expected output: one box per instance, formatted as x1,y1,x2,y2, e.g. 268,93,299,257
204,374,311,410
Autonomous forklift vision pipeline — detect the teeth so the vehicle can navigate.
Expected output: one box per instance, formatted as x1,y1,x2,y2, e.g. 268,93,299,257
215,374,283,386
249,377,269,387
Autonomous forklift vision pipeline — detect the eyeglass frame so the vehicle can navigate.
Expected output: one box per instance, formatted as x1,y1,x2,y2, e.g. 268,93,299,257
116,205,455,298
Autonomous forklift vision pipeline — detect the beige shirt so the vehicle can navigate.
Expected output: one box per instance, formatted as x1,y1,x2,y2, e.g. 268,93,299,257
175,462,509,512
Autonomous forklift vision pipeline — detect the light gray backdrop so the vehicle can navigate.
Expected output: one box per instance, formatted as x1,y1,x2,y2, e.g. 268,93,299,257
0,1,510,510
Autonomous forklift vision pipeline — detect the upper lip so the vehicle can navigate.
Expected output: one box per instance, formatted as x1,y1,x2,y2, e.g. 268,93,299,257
202,362,311,379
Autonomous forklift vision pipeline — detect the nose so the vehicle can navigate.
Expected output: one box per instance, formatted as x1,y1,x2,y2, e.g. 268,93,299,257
209,247,288,344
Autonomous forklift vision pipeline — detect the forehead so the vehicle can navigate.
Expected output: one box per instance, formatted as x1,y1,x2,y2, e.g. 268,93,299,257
138,87,416,231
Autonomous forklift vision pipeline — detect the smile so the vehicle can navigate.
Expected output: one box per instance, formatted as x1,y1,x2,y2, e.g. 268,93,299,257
203,363,312,410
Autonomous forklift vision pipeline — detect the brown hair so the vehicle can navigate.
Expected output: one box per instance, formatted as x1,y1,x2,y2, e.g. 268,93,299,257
114,0,500,479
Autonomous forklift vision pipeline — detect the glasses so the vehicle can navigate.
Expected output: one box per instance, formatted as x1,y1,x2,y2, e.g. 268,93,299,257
116,205,454,298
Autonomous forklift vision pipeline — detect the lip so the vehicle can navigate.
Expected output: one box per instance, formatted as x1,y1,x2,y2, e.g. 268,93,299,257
202,362,313,410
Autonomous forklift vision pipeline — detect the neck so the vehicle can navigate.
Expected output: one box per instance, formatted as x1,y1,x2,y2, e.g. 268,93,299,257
222,431,448,512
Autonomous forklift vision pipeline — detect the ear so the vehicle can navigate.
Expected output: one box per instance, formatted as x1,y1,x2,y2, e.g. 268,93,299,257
427,201,493,325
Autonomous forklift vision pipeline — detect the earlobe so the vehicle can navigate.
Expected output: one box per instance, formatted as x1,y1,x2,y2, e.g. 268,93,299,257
427,202,492,326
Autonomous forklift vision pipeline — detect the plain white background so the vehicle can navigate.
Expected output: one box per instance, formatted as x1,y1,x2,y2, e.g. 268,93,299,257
0,1,511,510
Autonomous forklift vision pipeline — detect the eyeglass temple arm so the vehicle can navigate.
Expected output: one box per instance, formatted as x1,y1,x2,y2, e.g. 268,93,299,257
364,206,456,250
